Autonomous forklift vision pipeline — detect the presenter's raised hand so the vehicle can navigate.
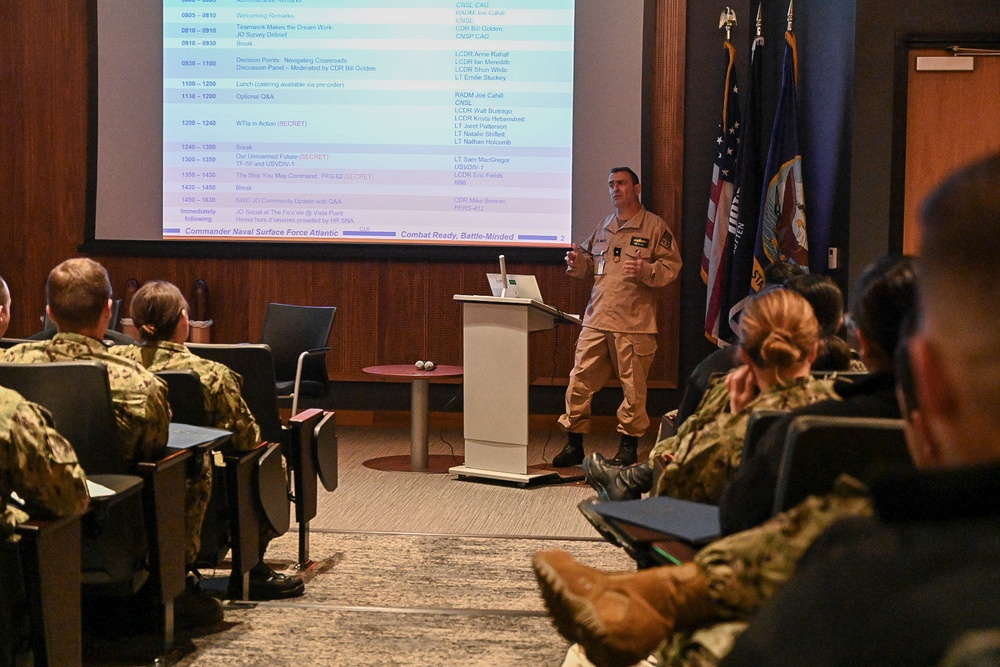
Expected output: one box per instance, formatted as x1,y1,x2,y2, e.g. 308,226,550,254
565,243,579,268
623,253,644,280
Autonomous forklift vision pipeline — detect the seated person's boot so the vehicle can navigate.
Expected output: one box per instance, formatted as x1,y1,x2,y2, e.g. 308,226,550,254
176,572,224,630
228,562,305,601
532,550,713,667
553,432,585,467
583,454,655,502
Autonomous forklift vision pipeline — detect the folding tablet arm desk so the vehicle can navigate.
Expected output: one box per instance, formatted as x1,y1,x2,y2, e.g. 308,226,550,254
452,295,581,484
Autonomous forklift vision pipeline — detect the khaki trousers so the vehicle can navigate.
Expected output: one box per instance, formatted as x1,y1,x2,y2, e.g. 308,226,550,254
558,327,657,437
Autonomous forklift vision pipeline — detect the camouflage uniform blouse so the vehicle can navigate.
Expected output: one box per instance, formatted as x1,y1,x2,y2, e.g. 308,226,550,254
1,333,170,464
651,372,839,503
111,340,260,453
1,386,89,539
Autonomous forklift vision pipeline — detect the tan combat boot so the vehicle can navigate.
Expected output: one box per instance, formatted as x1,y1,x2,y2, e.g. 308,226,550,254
532,550,713,667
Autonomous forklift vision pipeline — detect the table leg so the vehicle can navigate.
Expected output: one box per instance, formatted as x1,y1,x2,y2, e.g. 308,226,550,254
411,378,429,470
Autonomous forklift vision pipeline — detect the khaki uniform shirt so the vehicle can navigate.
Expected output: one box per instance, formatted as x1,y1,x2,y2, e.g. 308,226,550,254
1,333,171,464
569,208,682,334
652,373,840,503
111,341,260,453
1,386,89,539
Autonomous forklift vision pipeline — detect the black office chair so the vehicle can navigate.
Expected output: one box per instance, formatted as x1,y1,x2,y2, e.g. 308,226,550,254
772,415,913,515
259,303,336,415
0,361,188,654
186,343,337,568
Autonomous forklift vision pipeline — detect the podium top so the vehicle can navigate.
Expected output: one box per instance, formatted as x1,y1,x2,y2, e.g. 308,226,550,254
453,294,581,326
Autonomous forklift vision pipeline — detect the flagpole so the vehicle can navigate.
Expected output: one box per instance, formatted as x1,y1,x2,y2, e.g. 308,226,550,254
756,3,763,37
787,0,794,32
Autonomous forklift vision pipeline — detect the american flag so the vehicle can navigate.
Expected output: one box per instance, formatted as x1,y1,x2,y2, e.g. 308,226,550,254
702,40,741,345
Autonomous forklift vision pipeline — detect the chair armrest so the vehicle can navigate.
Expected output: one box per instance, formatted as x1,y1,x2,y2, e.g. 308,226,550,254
286,409,324,524
135,450,190,607
15,514,83,667
223,443,269,579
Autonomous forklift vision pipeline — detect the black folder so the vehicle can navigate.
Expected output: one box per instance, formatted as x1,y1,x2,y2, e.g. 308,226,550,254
589,496,721,547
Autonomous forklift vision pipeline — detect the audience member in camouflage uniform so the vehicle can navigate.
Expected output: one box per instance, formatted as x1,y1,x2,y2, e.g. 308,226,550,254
0,271,89,536
587,289,838,504
112,280,304,600
0,260,224,629
1,385,90,536
0,259,171,465
537,475,875,667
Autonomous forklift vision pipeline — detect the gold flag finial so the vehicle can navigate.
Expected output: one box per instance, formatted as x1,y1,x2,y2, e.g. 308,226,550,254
787,0,795,31
756,3,763,36
719,7,737,41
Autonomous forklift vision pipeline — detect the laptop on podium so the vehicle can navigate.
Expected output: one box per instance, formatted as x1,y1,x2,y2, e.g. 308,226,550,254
486,273,545,303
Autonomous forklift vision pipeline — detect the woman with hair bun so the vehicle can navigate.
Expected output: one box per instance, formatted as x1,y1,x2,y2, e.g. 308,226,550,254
586,288,839,504
111,280,305,601
651,288,837,501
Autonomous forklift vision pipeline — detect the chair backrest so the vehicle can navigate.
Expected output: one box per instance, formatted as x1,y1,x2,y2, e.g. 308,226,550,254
741,409,785,467
772,415,913,515
109,298,123,332
0,361,128,474
155,369,208,425
185,343,284,445
259,303,336,385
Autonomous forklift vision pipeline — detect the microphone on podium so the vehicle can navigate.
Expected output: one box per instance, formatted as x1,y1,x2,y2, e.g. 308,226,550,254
499,254,508,298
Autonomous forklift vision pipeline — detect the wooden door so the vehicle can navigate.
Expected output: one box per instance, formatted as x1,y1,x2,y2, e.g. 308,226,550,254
903,47,1000,253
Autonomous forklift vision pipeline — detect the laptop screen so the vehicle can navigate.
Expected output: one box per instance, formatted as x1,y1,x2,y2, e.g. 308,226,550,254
486,274,545,303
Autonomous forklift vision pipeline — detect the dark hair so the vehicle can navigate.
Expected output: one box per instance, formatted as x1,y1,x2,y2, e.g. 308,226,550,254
46,258,112,331
130,281,188,342
785,274,844,338
763,260,808,286
609,166,640,185
850,255,918,363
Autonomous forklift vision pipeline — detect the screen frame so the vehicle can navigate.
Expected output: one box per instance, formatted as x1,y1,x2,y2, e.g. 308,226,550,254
82,0,656,263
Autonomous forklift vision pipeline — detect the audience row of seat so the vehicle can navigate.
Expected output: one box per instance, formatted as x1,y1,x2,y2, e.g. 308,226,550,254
0,340,338,666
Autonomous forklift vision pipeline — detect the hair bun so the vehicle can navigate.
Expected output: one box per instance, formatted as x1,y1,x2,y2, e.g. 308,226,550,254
759,329,801,368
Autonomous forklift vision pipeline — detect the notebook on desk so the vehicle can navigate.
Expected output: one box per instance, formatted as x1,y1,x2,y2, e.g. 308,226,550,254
167,423,232,451
486,273,545,303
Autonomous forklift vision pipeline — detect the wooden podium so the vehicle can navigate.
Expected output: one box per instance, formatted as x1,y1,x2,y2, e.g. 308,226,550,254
451,295,581,484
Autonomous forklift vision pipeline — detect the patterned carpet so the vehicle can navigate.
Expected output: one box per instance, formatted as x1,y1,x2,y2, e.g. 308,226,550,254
84,530,635,666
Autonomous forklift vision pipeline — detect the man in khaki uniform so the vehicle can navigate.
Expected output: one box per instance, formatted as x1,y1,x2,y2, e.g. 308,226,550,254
555,167,682,467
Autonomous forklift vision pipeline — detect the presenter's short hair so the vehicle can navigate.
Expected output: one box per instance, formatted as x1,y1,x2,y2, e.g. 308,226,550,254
609,166,640,185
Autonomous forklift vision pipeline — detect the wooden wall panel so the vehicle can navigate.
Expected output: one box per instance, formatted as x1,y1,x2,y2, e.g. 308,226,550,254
1,0,685,391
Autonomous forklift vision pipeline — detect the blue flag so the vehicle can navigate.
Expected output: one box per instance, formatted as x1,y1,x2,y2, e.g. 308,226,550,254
752,30,808,292
718,33,765,343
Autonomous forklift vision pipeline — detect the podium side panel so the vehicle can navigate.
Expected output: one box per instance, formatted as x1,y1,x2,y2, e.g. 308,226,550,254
464,439,528,475
462,302,530,447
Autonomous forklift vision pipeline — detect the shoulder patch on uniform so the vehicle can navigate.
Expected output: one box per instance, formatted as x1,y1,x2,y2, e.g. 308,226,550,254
630,236,650,248
659,233,673,249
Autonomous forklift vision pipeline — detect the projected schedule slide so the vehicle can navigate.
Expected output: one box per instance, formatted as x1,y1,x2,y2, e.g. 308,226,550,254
163,0,574,245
